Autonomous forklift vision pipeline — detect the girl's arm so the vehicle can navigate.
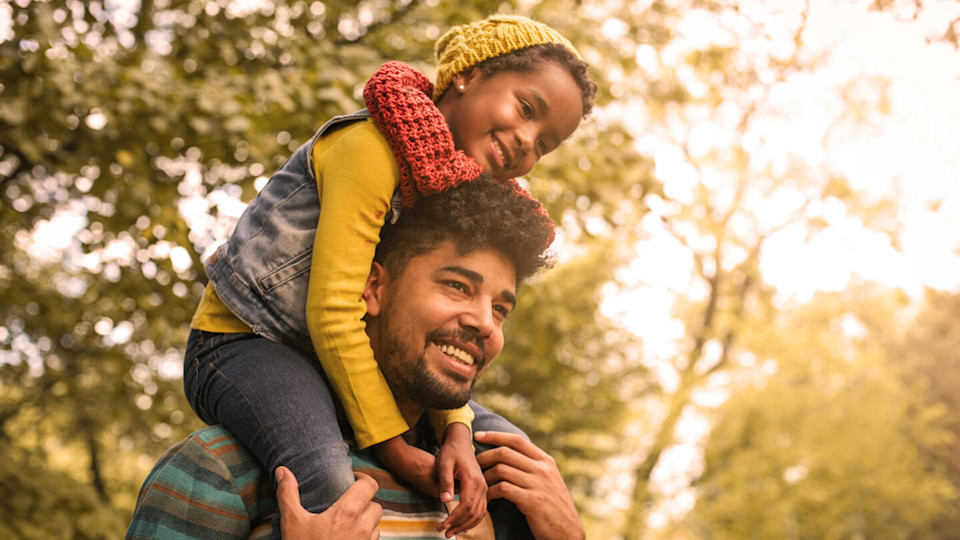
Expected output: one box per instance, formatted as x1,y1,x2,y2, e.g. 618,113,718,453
306,120,409,448
307,121,487,534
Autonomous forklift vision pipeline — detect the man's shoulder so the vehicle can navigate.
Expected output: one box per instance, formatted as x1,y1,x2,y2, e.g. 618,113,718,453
128,426,454,540
126,426,275,540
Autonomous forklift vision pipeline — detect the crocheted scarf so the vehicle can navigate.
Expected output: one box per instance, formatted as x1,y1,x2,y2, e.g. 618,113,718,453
363,61,483,210
362,62,555,249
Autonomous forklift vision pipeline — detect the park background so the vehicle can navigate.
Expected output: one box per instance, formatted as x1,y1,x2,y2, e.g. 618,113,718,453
2,0,960,538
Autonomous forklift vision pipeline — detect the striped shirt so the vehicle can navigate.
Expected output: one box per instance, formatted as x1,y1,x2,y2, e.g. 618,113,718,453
126,426,454,539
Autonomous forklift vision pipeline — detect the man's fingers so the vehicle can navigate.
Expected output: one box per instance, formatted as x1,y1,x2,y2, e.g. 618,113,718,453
357,480,383,540
476,443,538,474
275,466,304,517
485,481,523,503
334,472,379,508
360,495,383,525
482,461,534,492
474,431,543,459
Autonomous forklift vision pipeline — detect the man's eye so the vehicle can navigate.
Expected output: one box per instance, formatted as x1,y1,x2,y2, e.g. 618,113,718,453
494,305,510,318
444,281,467,292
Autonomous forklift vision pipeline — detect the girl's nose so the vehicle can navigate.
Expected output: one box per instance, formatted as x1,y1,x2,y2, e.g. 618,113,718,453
515,125,535,152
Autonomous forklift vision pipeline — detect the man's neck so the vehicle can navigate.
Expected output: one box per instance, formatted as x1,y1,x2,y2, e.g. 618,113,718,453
398,400,425,440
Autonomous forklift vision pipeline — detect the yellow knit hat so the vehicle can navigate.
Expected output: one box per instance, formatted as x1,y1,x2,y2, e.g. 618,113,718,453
433,15,583,100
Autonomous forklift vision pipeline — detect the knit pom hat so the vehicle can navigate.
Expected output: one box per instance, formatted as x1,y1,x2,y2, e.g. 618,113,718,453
363,61,556,248
433,14,582,100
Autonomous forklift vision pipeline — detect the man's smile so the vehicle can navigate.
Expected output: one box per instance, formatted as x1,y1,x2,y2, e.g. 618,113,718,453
429,333,485,380
438,343,475,366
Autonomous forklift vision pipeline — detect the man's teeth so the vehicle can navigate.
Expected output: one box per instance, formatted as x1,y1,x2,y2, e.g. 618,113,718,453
438,343,475,366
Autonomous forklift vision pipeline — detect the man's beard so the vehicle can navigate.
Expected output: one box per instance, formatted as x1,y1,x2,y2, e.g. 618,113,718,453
380,324,482,410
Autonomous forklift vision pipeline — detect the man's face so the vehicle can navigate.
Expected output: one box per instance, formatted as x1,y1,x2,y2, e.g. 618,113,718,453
365,240,517,410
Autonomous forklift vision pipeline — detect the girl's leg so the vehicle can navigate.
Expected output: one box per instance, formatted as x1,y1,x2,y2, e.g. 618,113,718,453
183,330,355,530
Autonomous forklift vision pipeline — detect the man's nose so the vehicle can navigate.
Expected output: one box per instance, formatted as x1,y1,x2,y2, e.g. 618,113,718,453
460,301,495,338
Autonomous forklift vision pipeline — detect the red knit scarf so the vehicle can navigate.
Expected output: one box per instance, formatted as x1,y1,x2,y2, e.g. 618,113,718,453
363,61,483,209
362,62,555,248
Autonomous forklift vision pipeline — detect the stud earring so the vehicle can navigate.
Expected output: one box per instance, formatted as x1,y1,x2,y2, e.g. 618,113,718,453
458,84,465,91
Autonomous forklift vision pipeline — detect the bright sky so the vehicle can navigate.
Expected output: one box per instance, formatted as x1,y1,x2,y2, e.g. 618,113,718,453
762,0,960,298
605,0,960,350
596,0,960,532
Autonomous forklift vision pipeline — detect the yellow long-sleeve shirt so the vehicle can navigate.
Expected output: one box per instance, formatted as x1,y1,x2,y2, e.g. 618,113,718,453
191,119,473,448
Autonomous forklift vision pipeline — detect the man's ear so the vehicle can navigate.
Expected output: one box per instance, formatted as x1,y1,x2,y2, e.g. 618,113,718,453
362,261,389,317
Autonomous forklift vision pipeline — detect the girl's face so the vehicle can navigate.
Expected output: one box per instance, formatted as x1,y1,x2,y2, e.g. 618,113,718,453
438,61,584,180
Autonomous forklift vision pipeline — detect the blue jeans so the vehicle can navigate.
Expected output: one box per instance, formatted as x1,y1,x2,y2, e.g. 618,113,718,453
183,329,532,539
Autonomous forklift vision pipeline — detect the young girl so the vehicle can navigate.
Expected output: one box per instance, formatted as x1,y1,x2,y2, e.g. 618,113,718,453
183,14,596,538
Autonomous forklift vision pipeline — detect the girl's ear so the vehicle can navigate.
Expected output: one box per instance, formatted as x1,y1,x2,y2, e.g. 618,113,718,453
362,262,389,317
452,68,480,93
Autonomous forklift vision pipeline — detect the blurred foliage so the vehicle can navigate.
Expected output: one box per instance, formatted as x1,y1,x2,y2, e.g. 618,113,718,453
0,438,127,539
870,0,960,48
3,0,959,538
898,289,960,538
681,285,958,538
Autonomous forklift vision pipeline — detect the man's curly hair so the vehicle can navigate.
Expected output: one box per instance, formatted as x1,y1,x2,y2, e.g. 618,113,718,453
375,176,555,284
473,43,597,118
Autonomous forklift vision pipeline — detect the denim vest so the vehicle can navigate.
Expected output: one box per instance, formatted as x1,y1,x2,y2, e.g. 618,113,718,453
205,109,402,351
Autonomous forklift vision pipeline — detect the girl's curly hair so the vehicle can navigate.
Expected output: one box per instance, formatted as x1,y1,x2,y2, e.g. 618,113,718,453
375,176,555,283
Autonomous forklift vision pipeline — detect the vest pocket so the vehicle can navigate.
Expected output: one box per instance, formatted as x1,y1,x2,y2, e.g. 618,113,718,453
256,249,313,294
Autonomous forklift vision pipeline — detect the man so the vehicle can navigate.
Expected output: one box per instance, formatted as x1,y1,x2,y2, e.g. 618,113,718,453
127,177,583,540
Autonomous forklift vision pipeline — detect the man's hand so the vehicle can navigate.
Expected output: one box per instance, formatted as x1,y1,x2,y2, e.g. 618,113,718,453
373,435,440,497
275,466,381,540
435,422,487,538
474,431,585,540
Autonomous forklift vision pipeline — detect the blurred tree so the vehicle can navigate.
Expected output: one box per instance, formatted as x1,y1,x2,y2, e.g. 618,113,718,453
682,285,957,538
587,1,906,537
869,0,960,48
0,438,127,538
898,288,960,538
0,0,654,535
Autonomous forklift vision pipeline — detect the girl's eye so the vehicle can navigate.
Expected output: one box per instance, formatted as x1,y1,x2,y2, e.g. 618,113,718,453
537,139,548,155
520,100,533,119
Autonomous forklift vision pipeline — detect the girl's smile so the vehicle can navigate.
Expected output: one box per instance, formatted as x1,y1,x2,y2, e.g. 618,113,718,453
437,62,584,179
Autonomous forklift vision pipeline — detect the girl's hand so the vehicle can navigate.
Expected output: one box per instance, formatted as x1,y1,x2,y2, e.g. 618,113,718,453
436,423,487,538
373,435,439,496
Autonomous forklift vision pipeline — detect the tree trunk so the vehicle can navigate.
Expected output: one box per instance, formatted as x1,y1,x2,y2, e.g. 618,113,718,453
87,430,109,502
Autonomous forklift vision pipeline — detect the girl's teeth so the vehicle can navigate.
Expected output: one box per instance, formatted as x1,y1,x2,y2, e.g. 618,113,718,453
438,344,475,366
493,140,505,165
